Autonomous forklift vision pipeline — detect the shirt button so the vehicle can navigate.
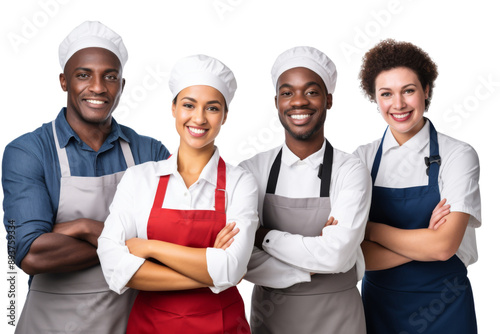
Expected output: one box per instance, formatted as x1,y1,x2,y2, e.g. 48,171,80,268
265,239,270,243
184,192,188,196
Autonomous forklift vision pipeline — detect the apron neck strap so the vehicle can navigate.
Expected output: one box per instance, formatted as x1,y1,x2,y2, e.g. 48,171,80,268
266,140,333,197
153,156,226,213
370,119,440,186
319,140,333,197
52,120,71,177
214,157,226,213
52,121,135,177
120,140,135,168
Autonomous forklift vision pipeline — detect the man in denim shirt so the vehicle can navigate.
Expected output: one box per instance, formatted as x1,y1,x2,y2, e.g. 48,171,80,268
2,21,169,333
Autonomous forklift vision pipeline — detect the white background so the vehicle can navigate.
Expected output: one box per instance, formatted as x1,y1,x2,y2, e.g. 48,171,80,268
1,0,499,333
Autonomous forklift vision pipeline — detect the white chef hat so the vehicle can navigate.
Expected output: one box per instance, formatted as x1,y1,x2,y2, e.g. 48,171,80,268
169,54,237,106
271,46,337,94
58,21,128,70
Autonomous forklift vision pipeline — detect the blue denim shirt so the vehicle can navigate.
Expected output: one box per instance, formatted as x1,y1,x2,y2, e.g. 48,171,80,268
2,108,169,267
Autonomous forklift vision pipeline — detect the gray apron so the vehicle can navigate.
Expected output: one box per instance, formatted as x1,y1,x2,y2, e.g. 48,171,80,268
15,121,137,334
250,141,366,334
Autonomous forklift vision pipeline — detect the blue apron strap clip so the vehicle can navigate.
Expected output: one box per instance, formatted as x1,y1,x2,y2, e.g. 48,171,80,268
425,155,441,176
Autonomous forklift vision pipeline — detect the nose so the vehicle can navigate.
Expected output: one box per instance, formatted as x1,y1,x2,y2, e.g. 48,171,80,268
192,106,207,125
89,76,107,94
290,92,309,107
393,93,406,110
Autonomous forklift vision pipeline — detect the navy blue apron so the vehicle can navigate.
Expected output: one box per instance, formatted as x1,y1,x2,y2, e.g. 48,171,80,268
362,120,477,334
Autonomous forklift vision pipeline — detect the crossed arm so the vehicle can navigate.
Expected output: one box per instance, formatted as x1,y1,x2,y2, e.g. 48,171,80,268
21,219,104,275
362,199,470,271
125,223,239,291
2,143,107,276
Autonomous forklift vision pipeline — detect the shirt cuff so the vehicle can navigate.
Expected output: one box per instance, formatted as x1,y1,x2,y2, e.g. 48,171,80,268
108,254,145,294
261,229,283,253
206,247,233,294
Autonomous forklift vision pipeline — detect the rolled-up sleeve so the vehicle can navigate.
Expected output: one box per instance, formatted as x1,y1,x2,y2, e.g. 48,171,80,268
262,161,371,274
206,169,259,293
2,141,55,268
440,144,481,227
97,168,145,294
245,247,311,288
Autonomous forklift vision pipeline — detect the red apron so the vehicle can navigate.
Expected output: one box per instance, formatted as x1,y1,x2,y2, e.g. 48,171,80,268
126,157,250,334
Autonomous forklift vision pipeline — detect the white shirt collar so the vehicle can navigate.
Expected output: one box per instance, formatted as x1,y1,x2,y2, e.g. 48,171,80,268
282,139,326,169
155,147,221,187
383,119,430,154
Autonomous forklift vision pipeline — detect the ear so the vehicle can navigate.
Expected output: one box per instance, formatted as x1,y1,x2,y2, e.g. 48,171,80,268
424,84,430,99
274,95,278,109
326,93,333,110
121,78,126,93
222,109,228,125
171,101,176,118
59,73,67,92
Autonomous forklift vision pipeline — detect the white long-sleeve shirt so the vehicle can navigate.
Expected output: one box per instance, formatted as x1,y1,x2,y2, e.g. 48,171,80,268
97,148,259,294
354,120,481,267
239,140,371,288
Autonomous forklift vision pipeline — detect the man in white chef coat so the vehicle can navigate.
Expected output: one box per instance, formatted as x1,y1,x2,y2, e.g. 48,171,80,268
239,46,371,334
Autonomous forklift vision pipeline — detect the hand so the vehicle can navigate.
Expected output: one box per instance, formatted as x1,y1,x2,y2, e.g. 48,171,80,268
428,199,451,230
321,216,338,236
214,222,240,250
126,238,151,259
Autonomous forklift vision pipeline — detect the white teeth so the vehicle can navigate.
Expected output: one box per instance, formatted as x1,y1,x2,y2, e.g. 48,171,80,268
290,114,310,120
188,127,207,134
392,112,410,119
86,99,105,105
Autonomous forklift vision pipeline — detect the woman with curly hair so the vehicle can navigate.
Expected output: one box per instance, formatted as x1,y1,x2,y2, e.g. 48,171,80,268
354,39,480,333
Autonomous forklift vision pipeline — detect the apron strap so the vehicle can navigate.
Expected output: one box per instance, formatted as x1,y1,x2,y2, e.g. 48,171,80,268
265,141,333,197
52,121,136,177
52,120,71,178
265,149,282,195
370,127,388,184
426,121,440,185
371,119,440,186
152,156,226,212
319,140,333,197
214,157,226,213
120,139,135,168
152,175,170,209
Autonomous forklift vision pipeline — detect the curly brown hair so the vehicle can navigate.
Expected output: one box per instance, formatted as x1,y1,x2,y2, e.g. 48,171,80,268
359,39,438,110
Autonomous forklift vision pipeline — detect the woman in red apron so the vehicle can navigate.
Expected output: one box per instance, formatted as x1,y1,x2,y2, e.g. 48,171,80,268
97,55,257,333
355,39,480,333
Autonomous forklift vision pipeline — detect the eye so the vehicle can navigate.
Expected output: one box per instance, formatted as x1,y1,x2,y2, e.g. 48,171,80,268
182,103,194,109
105,74,118,81
76,73,90,79
207,106,220,112
404,88,415,94
280,91,292,97
306,90,319,96
380,92,391,97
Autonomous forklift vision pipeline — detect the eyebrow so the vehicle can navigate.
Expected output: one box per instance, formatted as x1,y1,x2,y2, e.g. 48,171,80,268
73,67,120,73
278,81,322,91
181,97,222,105
378,83,417,91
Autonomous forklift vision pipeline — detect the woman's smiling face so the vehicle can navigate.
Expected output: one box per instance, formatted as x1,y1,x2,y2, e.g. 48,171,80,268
375,66,429,145
172,85,227,151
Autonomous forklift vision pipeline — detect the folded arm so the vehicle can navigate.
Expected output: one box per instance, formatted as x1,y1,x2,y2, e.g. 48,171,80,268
362,198,451,270
262,164,371,274
2,143,103,275
366,211,469,262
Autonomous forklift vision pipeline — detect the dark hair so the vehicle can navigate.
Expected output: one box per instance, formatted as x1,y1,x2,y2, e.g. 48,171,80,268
359,39,438,110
